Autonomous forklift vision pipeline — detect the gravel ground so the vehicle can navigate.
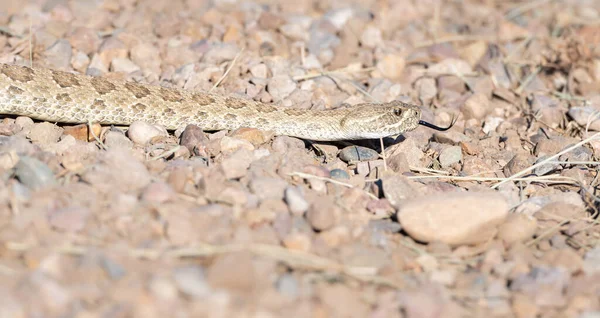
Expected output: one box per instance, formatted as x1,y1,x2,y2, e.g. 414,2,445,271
1,0,600,317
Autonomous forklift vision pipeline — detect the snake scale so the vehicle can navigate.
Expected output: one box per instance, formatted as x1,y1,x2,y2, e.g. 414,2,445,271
0,63,451,141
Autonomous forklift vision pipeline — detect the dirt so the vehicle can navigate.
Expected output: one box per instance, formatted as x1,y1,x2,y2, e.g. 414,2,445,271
1,0,600,317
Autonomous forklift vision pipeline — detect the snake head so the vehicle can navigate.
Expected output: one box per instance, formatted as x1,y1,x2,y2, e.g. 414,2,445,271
340,101,421,139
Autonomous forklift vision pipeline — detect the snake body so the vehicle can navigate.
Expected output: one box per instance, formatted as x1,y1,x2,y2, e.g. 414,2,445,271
0,63,423,141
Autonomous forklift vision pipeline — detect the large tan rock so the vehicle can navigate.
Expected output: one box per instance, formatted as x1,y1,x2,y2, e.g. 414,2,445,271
398,192,509,245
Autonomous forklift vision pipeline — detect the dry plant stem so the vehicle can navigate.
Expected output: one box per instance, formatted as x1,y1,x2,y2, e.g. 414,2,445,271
410,174,578,185
491,132,600,189
210,48,244,91
288,172,378,199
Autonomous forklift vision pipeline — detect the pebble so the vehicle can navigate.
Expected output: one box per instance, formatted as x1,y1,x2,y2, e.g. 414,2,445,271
496,213,537,245
433,131,470,145
103,130,133,149
248,177,288,201
339,146,379,163
385,139,424,168
583,247,600,275
267,75,296,100
275,274,299,298
220,136,255,154
532,155,560,175
141,181,176,204
509,267,569,308
360,26,383,48
15,156,57,190
47,206,90,232
376,54,406,79
173,266,211,298
398,192,509,245
381,175,420,207
568,106,600,131
220,149,252,179
462,93,490,120
206,251,257,289
110,57,140,73
127,121,167,145
283,232,312,252
504,153,536,176
28,122,64,144
284,186,310,216
306,197,338,231
45,39,72,69
229,128,273,146
439,146,462,168
179,124,209,156
329,168,349,179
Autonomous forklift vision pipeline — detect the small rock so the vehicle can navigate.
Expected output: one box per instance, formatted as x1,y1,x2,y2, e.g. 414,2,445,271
329,169,349,179
28,122,64,144
366,199,395,218
433,131,470,145
497,213,537,245
541,248,583,274
339,146,379,163
416,77,437,104
504,153,536,176
0,150,19,170
220,149,252,179
282,232,312,252
229,127,273,146
439,146,462,168
15,156,57,190
44,39,72,69
249,63,268,78
462,93,490,120
386,152,410,173
284,186,310,216
173,266,210,298
201,42,239,65
141,181,175,204
568,106,600,131
68,27,101,54
534,136,578,156
583,247,600,275
248,177,287,201
306,197,339,231
398,192,509,245
220,136,255,154
180,124,209,156
559,145,592,163
385,139,424,168
127,121,167,145
381,175,420,207
206,251,256,293
131,42,161,74
532,155,560,176
360,25,383,48
48,206,90,232
267,75,296,100
376,54,405,80
276,274,299,298
509,267,569,308
103,130,133,149
63,123,102,142
110,57,141,73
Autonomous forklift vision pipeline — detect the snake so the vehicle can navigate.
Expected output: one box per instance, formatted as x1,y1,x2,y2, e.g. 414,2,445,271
0,63,451,141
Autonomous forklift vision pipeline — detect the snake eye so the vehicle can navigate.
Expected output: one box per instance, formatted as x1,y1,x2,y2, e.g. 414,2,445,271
393,109,402,116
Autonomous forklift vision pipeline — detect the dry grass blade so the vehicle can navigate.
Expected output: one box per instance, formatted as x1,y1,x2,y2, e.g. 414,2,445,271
288,171,378,199
170,243,403,288
491,132,600,189
210,48,244,91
